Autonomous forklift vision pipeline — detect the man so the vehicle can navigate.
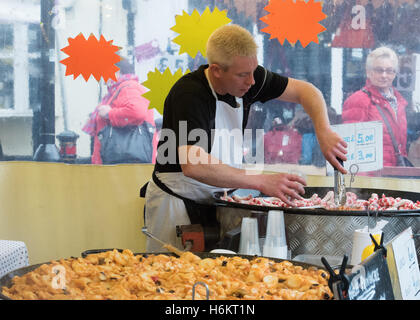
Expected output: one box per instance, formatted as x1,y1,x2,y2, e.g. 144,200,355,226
144,24,347,252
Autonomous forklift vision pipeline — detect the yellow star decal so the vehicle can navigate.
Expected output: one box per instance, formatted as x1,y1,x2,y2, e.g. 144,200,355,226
170,6,231,58
142,68,190,115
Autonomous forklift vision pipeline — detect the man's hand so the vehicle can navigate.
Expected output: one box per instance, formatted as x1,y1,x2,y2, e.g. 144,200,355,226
258,173,307,207
179,145,307,206
98,105,111,119
316,127,348,174
278,78,348,174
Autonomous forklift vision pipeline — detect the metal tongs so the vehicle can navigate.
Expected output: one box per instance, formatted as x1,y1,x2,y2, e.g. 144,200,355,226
142,226,185,256
334,158,346,206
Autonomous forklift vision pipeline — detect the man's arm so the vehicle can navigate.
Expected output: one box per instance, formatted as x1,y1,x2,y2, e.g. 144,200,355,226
277,78,348,173
179,145,306,206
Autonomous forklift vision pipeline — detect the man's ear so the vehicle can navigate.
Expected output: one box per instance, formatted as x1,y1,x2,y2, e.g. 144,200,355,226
208,63,224,79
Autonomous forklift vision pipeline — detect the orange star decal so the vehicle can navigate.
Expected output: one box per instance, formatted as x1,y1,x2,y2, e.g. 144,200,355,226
260,0,327,48
60,33,121,82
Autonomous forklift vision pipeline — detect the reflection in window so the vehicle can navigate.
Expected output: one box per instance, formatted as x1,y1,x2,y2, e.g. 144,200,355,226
0,22,41,115
0,24,14,110
28,23,41,54
28,23,42,112
0,0,419,176
28,57,41,112
0,59,14,110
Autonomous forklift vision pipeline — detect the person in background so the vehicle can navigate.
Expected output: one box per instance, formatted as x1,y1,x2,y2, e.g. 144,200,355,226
83,58,157,164
291,105,341,167
342,46,408,167
264,116,302,164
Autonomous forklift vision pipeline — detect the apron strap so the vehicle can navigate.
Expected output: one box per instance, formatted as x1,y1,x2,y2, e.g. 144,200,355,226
152,171,190,202
139,182,149,198
141,171,218,227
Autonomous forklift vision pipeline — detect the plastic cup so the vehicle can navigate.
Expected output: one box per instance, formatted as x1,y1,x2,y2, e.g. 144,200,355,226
238,217,261,256
264,210,286,245
263,210,288,259
263,245,288,259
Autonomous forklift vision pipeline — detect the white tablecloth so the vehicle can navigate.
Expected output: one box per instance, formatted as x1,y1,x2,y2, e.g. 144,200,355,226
0,240,29,278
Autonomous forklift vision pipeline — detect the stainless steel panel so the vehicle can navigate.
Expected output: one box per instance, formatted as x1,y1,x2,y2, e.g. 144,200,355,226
217,206,420,261
285,214,420,260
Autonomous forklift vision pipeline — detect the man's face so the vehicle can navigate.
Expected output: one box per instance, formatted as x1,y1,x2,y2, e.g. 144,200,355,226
219,55,258,97
366,57,397,91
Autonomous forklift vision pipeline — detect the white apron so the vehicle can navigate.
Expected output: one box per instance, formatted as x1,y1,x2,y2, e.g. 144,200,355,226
145,76,244,252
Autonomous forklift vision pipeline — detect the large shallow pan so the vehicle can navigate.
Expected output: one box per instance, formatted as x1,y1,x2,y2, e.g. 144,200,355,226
213,187,420,217
0,249,330,300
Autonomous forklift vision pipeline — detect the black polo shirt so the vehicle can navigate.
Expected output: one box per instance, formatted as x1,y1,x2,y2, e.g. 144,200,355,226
155,64,289,173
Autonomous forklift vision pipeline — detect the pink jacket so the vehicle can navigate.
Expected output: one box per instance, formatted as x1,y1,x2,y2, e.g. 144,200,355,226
91,79,158,164
342,81,408,166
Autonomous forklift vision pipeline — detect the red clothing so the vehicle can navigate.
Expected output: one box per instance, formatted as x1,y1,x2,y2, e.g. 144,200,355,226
331,17,375,49
264,126,302,164
91,79,158,164
342,81,408,167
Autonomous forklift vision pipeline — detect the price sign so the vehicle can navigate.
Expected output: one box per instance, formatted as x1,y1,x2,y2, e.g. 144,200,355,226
347,249,394,300
327,121,383,174
386,227,420,300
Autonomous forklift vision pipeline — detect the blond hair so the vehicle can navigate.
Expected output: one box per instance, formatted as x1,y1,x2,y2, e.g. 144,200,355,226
366,46,399,71
206,24,257,69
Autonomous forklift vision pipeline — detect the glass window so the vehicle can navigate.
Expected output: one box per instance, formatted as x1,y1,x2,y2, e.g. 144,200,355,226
0,21,40,117
0,24,14,111
0,0,419,178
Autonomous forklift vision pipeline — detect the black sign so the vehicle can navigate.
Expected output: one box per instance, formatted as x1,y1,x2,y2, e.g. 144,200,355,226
347,249,394,300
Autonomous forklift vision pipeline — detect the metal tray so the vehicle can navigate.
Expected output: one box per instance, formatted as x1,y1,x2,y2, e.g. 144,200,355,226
0,249,328,300
213,187,420,217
